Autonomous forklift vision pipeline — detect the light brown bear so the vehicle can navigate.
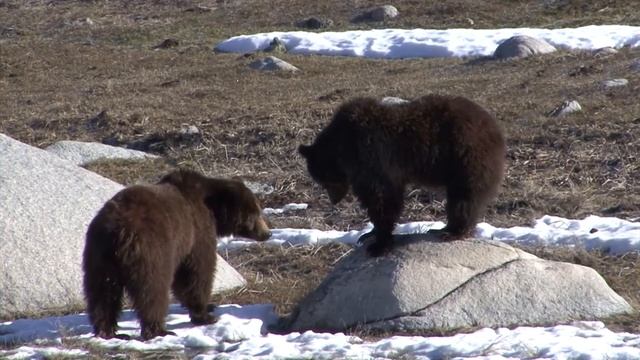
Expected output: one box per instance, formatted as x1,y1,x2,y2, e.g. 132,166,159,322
299,94,506,256
82,169,271,340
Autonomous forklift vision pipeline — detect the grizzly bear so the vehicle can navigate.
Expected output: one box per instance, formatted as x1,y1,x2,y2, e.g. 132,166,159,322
299,94,506,257
82,169,271,340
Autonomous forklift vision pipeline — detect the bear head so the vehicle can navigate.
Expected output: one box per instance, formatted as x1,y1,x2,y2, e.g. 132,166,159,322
160,169,271,241
298,144,349,204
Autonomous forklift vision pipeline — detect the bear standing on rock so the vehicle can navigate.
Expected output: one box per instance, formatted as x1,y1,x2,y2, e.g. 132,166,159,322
299,94,506,257
82,169,271,340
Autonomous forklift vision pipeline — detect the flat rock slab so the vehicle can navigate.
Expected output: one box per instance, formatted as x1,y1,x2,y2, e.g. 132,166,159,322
0,134,245,320
601,78,629,89
547,100,582,117
45,140,158,166
249,56,299,72
284,234,632,333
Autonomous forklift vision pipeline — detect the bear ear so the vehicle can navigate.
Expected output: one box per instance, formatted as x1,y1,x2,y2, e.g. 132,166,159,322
159,169,184,185
298,144,313,158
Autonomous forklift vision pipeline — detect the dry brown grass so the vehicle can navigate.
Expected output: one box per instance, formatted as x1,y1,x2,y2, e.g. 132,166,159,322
2,0,640,345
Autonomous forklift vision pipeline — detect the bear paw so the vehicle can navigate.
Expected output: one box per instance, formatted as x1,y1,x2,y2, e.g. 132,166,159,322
428,228,470,241
142,329,176,340
191,313,217,326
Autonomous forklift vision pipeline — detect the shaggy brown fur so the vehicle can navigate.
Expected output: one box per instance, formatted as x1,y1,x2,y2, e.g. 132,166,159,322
82,169,271,340
299,94,506,257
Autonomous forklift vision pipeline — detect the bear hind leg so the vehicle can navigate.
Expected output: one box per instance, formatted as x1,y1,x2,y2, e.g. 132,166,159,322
84,262,126,339
125,265,175,340
172,252,216,326
442,187,489,238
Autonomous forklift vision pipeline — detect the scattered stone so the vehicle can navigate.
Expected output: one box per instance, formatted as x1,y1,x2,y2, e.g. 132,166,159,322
601,78,629,89
152,38,179,50
295,16,334,30
380,96,409,105
184,5,215,13
568,64,601,77
630,59,640,72
352,5,399,23
547,100,582,117
318,88,351,102
85,110,112,131
264,37,287,53
126,126,203,154
45,140,158,166
159,79,181,87
282,234,631,333
179,124,200,137
249,56,299,72
0,134,247,320
541,0,570,9
263,203,308,215
493,35,556,60
243,181,275,195
593,47,618,57
0,25,22,38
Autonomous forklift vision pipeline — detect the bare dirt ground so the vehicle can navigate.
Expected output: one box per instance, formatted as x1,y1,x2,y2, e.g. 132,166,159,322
2,0,640,350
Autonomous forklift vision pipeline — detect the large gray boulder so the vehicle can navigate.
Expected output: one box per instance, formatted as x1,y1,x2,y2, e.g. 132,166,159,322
0,134,246,320
45,140,158,166
285,234,632,333
494,35,557,59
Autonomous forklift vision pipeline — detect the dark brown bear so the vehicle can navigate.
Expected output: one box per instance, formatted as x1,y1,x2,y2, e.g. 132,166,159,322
82,169,271,340
299,94,506,257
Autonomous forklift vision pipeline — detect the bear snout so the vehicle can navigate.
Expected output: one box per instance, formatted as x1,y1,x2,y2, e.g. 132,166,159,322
254,217,272,241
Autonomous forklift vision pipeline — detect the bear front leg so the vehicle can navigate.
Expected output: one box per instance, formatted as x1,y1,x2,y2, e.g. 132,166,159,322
353,179,404,257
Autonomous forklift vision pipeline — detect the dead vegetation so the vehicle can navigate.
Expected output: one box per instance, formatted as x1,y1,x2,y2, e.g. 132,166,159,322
2,0,640,345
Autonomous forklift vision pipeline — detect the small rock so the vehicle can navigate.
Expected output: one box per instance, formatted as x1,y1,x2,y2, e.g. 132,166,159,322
352,5,399,23
179,124,200,136
568,64,601,77
184,5,215,13
593,47,618,57
264,37,287,53
86,110,112,131
295,17,334,30
629,59,640,72
380,96,409,105
244,181,275,195
601,79,629,89
126,127,203,154
249,56,299,72
493,35,556,60
547,100,582,117
263,203,308,215
152,38,179,50
542,0,570,9
0,26,22,38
